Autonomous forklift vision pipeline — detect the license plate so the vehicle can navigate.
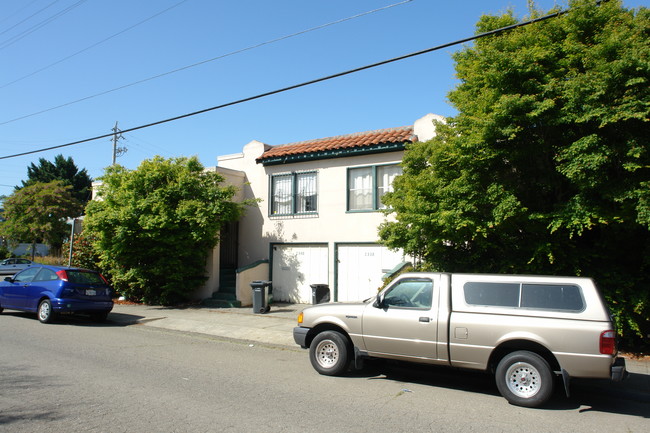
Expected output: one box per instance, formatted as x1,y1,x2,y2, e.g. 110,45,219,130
86,290,96,296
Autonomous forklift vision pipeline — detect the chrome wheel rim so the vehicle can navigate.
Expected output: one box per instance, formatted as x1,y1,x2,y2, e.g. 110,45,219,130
38,302,50,321
315,339,339,369
505,361,541,399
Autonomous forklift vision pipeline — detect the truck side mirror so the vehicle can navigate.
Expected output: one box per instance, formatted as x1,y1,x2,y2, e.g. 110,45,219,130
373,295,384,309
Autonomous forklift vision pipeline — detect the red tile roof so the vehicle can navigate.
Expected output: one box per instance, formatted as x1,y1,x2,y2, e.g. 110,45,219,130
256,126,416,162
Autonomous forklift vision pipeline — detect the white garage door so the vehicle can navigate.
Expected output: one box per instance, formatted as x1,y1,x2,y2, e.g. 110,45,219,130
337,244,405,302
271,244,328,303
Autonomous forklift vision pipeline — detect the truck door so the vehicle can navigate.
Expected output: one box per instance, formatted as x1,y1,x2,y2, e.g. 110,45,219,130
361,277,438,360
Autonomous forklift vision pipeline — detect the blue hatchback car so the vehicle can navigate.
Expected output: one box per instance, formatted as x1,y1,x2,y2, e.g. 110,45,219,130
0,265,113,323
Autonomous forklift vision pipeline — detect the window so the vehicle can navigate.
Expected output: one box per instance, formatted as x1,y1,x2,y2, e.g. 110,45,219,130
464,282,520,307
33,268,58,282
463,282,584,312
348,164,402,211
271,172,317,215
296,172,317,213
13,267,40,283
520,284,584,311
67,271,105,284
348,167,372,210
376,165,402,209
383,279,433,309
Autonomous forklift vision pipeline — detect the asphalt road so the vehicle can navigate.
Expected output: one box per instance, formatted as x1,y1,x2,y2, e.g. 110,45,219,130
1,311,648,433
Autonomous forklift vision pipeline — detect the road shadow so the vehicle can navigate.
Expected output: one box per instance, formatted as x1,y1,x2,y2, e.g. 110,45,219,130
0,365,65,427
0,310,146,327
351,360,649,416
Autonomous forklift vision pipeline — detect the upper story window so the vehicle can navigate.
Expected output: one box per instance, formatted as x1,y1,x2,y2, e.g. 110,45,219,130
347,164,402,211
270,171,317,216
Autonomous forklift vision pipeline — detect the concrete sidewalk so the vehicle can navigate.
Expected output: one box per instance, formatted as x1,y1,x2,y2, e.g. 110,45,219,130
108,302,304,348
107,302,650,378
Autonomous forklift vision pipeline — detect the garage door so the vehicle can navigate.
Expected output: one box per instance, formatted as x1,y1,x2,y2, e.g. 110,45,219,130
271,244,328,303
337,244,405,302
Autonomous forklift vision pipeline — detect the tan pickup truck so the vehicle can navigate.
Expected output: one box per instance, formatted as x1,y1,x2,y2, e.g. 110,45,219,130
293,273,627,407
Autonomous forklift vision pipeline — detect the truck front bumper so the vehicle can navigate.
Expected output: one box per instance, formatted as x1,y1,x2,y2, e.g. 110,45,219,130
293,327,309,348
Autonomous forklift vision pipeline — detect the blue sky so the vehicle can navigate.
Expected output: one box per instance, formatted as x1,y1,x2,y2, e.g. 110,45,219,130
0,0,646,195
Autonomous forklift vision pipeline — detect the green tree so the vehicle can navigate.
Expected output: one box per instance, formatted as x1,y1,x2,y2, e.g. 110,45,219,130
84,156,247,305
62,232,102,271
379,0,649,348
1,181,83,256
19,154,92,205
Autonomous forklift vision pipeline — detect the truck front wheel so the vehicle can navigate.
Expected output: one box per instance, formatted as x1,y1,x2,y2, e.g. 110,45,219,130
309,331,351,376
495,350,554,407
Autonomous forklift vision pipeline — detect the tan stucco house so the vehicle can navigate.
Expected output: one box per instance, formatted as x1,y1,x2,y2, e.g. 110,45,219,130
202,113,444,307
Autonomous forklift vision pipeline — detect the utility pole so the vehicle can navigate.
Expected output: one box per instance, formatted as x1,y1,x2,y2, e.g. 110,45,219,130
111,121,127,165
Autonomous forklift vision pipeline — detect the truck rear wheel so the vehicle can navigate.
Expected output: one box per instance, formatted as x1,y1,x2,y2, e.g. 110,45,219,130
495,350,554,407
309,331,351,376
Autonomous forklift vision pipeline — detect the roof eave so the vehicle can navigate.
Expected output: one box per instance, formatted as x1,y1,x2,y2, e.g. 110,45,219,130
257,141,408,166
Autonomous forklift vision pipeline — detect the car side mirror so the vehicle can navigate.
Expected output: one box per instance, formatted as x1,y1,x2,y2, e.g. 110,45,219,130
373,295,384,309
4,276,14,282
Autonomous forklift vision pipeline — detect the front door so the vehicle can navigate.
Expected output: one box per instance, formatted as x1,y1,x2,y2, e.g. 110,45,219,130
219,222,239,270
1,267,41,308
362,277,438,360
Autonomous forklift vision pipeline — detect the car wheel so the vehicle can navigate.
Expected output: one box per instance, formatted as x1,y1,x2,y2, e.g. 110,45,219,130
37,299,54,324
309,331,351,376
495,350,554,408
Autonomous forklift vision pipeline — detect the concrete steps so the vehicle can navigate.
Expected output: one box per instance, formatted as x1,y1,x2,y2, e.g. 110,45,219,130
201,268,241,308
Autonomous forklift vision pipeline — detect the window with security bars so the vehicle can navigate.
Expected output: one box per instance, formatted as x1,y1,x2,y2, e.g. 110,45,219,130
270,172,317,215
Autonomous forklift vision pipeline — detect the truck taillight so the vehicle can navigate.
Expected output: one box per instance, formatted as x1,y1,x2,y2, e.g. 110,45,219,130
600,330,617,355
56,270,69,281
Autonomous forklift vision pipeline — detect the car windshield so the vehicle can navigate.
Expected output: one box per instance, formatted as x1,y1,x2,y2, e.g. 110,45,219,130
67,271,105,285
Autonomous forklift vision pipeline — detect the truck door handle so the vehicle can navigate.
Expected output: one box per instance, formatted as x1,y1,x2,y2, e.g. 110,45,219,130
419,317,430,323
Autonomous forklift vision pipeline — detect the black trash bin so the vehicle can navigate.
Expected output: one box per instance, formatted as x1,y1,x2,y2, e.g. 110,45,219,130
310,284,330,304
250,280,272,314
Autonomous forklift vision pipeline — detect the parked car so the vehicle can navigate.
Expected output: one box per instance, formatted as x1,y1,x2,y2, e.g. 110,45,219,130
0,258,34,274
0,265,113,323
294,272,627,408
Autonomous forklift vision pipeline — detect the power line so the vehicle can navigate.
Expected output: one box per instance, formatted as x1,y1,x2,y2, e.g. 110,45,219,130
0,6,567,161
0,0,41,25
0,0,60,37
0,0,192,90
0,0,89,51
0,0,414,125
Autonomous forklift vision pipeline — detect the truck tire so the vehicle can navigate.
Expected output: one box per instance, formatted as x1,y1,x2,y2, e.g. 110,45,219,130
309,331,351,376
495,350,554,407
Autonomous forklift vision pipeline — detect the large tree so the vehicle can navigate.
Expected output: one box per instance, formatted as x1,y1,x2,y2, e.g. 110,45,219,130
84,156,248,305
20,154,92,205
1,181,83,256
379,0,649,347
